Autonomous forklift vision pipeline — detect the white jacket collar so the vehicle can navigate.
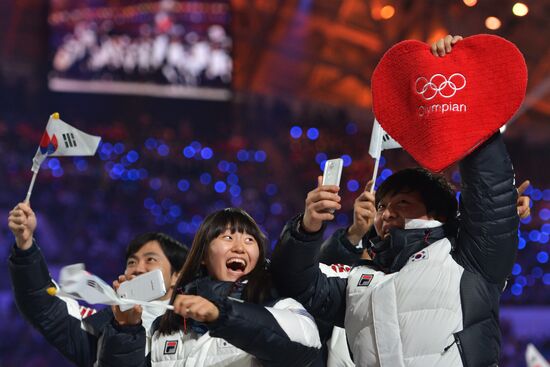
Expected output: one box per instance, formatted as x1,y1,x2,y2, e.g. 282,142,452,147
404,218,443,230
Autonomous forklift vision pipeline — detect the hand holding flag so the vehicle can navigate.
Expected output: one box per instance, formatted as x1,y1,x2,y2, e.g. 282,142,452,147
26,113,101,202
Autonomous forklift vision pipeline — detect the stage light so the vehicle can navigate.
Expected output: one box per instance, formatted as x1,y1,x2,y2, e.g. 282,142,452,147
157,144,169,156
126,150,139,163
315,152,327,164
270,203,283,215
516,275,527,286
265,184,278,196
485,16,501,30
381,168,393,179
160,198,172,209
237,149,249,161
183,146,195,158
177,221,189,234
214,181,227,193
254,150,267,162
346,122,358,135
149,177,162,190
200,147,213,159
200,173,212,184
380,5,395,20
463,0,477,6
307,127,319,140
512,2,528,16
48,158,61,170
218,160,229,172
114,143,125,154
177,179,190,192
342,154,352,167
531,189,543,201
347,179,360,192
144,198,155,209
511,283,522,296
290,126,302,139
128,169,139,180
230,185,241,197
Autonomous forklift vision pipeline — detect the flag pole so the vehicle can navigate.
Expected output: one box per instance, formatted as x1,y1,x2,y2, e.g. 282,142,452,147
25,154,47,203
370,156,380,194
24,170,39,203
369,122,383,194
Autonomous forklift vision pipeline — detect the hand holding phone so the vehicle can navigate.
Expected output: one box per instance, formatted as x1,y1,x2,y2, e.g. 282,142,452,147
117,269,166,311
302,158,343,232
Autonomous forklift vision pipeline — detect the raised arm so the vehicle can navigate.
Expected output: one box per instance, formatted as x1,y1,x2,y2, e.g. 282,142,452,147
319,180,376,265
455,132,519,283
8,202,100,366
271,178,348,326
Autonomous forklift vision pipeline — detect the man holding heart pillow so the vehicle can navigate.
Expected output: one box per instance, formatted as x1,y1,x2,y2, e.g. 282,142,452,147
273,35,525,367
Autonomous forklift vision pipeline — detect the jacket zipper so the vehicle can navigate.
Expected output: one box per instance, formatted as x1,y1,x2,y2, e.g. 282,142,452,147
443,335,467,366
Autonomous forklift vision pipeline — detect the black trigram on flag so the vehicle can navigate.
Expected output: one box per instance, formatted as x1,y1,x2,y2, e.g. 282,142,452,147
382,134,391,142
86,279,104,293
62,133,77,148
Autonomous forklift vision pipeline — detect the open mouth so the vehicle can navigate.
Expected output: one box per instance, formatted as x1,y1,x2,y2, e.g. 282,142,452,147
226,258,247,272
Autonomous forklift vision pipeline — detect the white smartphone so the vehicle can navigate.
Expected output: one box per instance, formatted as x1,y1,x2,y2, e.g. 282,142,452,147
322,158,343,186
117,269,166,311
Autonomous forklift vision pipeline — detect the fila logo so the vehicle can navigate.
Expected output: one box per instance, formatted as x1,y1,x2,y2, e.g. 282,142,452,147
164,340,178,355
357,274,374,287
62,133,77,148
415,73,466,100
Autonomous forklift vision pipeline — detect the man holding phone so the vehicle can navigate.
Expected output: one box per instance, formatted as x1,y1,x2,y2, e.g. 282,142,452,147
7,201,188,366
272,35,528,366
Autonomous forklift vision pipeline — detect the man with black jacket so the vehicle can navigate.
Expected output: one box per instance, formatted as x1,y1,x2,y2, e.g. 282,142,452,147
7,202,188,366
272,130,519,367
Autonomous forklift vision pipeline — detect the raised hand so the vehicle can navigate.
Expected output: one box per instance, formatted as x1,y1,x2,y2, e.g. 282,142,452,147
347,181,376,245
517,180,531,219
302,176,341,233
111,274,143,326
8,202,37,250
173,294,220,323
431,35,463,57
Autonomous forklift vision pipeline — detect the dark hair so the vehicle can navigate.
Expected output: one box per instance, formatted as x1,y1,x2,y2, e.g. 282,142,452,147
375,167,457,222
125,232,189,274
158,208,271,335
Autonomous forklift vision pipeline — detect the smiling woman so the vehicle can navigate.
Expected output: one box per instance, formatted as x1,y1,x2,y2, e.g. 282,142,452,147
97,208,322,367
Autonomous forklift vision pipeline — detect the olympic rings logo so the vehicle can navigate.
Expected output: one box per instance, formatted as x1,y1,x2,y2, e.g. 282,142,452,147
415,73,466,100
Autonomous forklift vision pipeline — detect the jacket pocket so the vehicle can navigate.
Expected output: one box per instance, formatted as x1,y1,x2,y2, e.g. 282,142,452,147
453,317,500,367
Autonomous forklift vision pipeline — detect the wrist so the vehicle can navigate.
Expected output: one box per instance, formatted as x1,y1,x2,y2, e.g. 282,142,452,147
347,225,365,245
300,219,321,233
16,238,33,251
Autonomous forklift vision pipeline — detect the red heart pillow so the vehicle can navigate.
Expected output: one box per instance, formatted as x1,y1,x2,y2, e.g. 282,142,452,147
371,34,527,172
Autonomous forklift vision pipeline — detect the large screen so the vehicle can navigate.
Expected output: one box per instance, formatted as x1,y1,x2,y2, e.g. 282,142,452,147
48,0,232,100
